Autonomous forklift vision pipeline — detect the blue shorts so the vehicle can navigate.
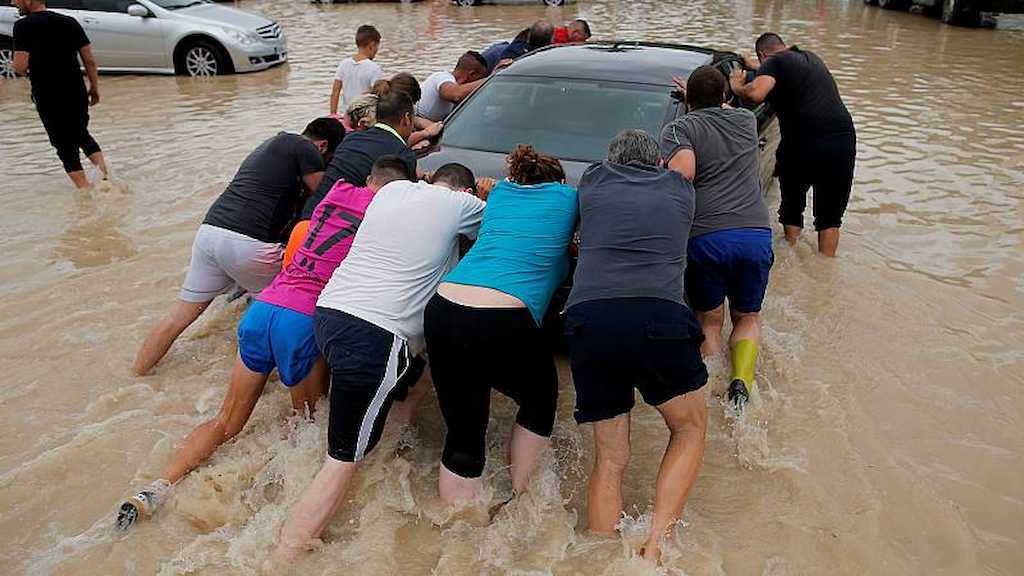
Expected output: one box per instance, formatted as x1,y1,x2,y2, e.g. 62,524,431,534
685,228,774,314
237,301,319,386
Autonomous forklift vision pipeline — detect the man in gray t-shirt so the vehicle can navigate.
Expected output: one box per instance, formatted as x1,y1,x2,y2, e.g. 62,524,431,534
660,65,774,410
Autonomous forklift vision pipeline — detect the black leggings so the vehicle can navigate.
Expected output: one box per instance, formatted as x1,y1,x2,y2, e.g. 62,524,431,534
424,294,558,479
37,102,101,173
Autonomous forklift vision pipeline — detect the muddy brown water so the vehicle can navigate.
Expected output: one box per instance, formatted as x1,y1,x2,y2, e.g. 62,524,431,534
1,0,1022,574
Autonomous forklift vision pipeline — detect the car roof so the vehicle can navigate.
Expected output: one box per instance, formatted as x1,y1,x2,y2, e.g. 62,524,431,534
498,41,717,86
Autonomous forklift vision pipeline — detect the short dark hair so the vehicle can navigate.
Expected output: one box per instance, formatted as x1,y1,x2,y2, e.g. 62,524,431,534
370,155,414,185
303,117,346,158
455,51,487,73
572,19,591,39
528,20,555,50
755,32,785,54
375,89,413,127
431,163,476,193
686,65,727,111
387,72,421,104
355,25,381,48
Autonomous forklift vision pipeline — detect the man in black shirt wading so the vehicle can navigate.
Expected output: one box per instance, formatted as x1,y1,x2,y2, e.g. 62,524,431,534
132,118,344,376
12,0,108,189
730,32,857,257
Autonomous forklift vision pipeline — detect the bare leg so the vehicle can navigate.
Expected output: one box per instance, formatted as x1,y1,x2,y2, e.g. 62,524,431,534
68,170,91,189
817,227,840,257
388,371,430,426
438,462,481,504
695,306,725,358
588,413,630,534
509,424,548,494
728,310,761,348
275,457,358,561
288,357,328,416
158,354,268,484
642,389,707,562
133,299,212,376
87,151,109,178
783,224,802,246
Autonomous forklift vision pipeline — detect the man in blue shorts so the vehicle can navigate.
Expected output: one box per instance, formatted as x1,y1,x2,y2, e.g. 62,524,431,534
661,65,774,408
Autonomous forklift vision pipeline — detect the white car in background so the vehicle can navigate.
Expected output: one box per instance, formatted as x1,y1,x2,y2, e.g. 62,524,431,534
0,0,287,78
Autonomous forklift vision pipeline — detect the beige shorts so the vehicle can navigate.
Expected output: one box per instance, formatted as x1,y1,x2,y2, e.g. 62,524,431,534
180,225,283,303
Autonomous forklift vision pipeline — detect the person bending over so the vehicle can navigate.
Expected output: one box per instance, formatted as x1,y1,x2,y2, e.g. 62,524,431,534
12,0,108,189
661,65,774,408
553,19,592,44
729,32,856,256
132,118,344,376
425,145,577,505
372,73,443,149
416,51,489,123
303,87,417,220
565,130,708,563
273,163,484,561
115,157,413,530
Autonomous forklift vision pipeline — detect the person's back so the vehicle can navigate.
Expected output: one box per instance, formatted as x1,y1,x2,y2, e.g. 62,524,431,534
329,24,384,115
445,178,577,325
759,47,853,146
13,10,86,103
316,179,485,351
205,132,327,243
569,161,694,307
661,107,768,237
258,182,375,316
304,89,418,218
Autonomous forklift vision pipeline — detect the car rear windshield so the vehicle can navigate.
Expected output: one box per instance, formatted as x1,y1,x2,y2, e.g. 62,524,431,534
440,76,677,163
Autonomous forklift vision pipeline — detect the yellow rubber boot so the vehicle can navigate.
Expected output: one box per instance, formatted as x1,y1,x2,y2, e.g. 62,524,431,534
728,339,759,408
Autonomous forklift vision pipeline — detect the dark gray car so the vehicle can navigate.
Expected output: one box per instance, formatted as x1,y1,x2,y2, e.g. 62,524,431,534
418,41,779,190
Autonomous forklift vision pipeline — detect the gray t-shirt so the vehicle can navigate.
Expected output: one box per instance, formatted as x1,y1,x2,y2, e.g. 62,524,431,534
660,107,770,237
567,162,695,309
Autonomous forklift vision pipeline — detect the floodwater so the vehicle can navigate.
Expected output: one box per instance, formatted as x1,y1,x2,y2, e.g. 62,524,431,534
1,0,1022,574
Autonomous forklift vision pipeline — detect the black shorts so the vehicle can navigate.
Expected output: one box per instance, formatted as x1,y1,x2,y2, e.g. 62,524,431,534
314,307,425,463
424,294,558,479
36,98,101,174
565,298,708,424
777,133,856,231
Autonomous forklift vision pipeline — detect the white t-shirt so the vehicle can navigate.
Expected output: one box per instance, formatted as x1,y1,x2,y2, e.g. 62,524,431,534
415,71,458,121
335,57,386,109
317,180,486,353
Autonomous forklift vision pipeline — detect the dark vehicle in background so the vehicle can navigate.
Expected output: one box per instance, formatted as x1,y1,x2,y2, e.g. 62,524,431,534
865,0,1024,26
419,41,779,190
418,42,780,340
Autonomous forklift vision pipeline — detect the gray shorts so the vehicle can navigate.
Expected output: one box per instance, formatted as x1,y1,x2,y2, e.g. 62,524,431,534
180,224,283,303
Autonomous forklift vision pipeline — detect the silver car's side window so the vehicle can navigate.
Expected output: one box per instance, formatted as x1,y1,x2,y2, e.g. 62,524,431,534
81,0,135,12
46,0,81,9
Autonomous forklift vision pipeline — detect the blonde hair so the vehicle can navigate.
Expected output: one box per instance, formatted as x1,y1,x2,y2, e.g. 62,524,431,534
346,93,378,129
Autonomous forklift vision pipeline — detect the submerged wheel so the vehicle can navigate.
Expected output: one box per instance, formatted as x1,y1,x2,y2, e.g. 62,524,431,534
0,38,15,79
455,0,477,6
878,0,908,9
179,39,229,77
543,0,566,5
942,0,981,25
864,0,878,4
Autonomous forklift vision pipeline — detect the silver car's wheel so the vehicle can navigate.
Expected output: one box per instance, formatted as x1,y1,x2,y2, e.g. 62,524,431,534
456,0,476,5
0,47,15,79
543,0,565,5
184,44,220,77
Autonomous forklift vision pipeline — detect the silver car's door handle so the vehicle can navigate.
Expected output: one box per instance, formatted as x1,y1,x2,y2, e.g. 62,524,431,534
83,17,100,24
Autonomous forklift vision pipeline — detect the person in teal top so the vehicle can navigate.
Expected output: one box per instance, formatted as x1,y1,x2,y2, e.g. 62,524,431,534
423,145,578,506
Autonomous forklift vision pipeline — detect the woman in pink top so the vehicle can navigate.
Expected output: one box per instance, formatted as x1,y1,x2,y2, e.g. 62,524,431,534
114,157,414,531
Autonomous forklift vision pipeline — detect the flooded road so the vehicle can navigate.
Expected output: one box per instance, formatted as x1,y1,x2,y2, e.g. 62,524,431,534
1,0,1023,574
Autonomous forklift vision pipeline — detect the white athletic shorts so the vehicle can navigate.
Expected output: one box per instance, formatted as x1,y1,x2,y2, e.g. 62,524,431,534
179,224,283,303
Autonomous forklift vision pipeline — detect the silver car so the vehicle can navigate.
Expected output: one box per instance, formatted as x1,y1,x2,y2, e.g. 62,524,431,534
454,0,574,5
0,0,286,78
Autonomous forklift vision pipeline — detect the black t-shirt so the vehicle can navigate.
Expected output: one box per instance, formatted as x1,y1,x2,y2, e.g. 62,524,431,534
203,132,325,243
757,47,855,152
301,125,416,219
12,10,90,105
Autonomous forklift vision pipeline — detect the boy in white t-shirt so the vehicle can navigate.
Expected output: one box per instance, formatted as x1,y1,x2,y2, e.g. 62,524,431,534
329,25,385,115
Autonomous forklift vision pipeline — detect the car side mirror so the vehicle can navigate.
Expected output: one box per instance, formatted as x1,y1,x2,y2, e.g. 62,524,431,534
127,4,151,17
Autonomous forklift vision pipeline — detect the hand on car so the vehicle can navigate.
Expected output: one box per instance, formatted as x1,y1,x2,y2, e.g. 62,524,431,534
671,75,687,100
495,58,514,72
729,67,747,93
743,54,760,70
424,121,443,138
475,177,496,200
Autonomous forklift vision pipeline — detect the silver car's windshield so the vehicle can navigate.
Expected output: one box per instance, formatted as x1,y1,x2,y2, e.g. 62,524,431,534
149,0,207,10
440,75,676,163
